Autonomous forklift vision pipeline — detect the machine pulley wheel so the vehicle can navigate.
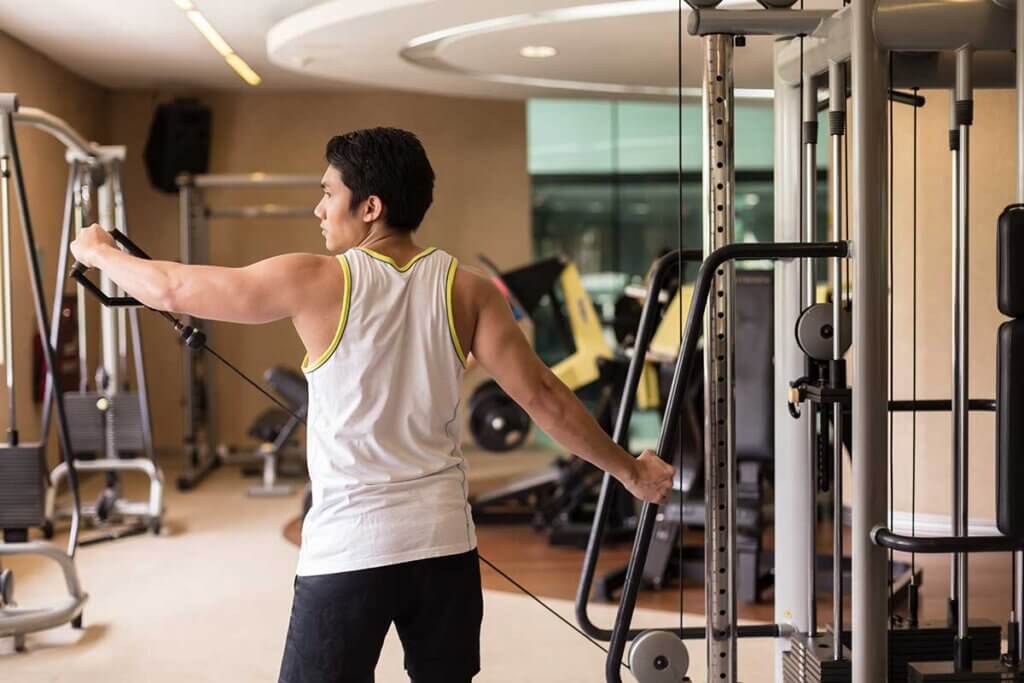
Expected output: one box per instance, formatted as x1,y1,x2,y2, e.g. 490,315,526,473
795,302,852,362
628,630,689,683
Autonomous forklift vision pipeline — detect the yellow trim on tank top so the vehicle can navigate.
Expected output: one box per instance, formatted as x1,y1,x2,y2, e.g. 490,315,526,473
302,254,352,374
445,256,468,368
356,246,437,272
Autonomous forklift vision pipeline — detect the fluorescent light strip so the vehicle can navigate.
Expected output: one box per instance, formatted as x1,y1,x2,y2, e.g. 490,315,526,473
175,0,262,86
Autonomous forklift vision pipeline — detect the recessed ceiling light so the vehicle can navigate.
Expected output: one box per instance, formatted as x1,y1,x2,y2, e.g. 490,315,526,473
520,45,558,59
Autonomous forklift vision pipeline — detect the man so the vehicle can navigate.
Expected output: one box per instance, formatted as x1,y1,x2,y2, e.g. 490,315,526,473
71,127,675,683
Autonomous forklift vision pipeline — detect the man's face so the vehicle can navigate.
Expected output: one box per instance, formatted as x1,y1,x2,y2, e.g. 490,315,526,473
314,166,371,253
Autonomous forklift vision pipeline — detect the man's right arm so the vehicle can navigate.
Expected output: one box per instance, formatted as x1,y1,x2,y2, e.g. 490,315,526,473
463,270,674,505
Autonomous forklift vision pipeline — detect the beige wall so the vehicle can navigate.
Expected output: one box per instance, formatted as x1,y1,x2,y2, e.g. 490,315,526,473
108,90,530,454
0,33,108,458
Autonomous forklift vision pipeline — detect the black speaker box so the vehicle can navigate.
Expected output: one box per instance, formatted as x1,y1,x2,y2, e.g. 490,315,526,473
143,99,211,193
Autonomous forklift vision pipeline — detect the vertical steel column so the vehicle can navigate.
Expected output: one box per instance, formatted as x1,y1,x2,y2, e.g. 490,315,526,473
703,32,737,683
828,58,847,663
946,93,962,626
803,70,820,640
773,40,812,682
98,165,118,459
179,180,198,468
74,169,89,393
851,0,890,680
111,159,129,385
0,113,15,442
953,45,974,669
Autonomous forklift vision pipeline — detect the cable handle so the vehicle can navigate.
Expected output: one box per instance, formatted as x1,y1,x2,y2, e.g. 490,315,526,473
69,227,149,307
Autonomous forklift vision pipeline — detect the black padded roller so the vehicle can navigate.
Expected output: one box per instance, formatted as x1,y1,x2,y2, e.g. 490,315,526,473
998,204,1024,317
997,320,1024,536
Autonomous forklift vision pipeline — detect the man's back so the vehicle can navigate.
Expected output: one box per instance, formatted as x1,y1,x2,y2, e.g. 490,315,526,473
299,246,476,576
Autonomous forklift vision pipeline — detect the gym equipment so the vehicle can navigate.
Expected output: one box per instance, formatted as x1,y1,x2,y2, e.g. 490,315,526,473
467,379,530,453
597,269,778,606
175,173,320,491
0,94,87,652
28,112,163,543
241,366,307,497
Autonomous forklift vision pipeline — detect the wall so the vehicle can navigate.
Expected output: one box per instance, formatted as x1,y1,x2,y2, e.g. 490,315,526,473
0,32,108,462
108,90,530,456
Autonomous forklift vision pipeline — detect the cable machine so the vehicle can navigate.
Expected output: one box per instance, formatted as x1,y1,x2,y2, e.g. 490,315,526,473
14,108,164,543
0,93,87,652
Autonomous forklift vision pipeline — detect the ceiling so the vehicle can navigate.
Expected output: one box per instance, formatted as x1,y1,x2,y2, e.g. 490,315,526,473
0,0,839,99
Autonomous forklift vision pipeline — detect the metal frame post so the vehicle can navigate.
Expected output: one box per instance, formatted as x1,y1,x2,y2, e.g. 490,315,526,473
828,57,847,663
803,68,820,640
703,32,737,683
953,44,974,670
851,1,890,680
773,39,813,682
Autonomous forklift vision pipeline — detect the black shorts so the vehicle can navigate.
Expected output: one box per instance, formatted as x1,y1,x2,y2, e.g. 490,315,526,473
277,548,483,683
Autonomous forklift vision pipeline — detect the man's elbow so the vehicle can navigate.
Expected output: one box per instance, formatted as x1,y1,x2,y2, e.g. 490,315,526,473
524,371,567,426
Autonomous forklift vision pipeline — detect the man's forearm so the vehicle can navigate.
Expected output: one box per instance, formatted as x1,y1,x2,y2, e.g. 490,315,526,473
92,245,180,310
523,370,636,483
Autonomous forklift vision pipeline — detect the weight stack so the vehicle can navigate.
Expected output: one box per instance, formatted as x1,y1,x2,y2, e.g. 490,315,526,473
0,445,46,530
892,622,1002,683
783,632,851,683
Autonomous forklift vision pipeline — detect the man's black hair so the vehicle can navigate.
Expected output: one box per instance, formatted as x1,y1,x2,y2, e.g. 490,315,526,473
325,128,435,232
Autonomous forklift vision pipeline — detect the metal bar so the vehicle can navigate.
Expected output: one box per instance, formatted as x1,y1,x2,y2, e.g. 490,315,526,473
11,107,96,160
40,161,78,447
74,169,88,393
874,0,1014,51
888,399,994,412
603,240,848,683
575,250,703,643
0,119,14,438
773,40,810,682
804,70,820,642
829,57,846,664
949,91,960,624
954,45,973,661
688,9,832,37
190,173,320,188
873,528,1024,554
703,32,737,683
207,205,313,220
851,0,889,679
778,33,1016,89
112,160,129,384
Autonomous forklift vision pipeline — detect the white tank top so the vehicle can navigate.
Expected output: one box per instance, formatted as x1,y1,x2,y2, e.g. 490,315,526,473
296,246,476,576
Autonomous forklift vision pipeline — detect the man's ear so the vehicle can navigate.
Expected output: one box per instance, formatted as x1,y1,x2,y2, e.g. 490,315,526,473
364,195,384,223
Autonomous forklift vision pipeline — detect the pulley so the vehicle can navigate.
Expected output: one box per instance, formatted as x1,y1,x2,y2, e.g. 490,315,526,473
628,630,689,683
795,302,852,362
